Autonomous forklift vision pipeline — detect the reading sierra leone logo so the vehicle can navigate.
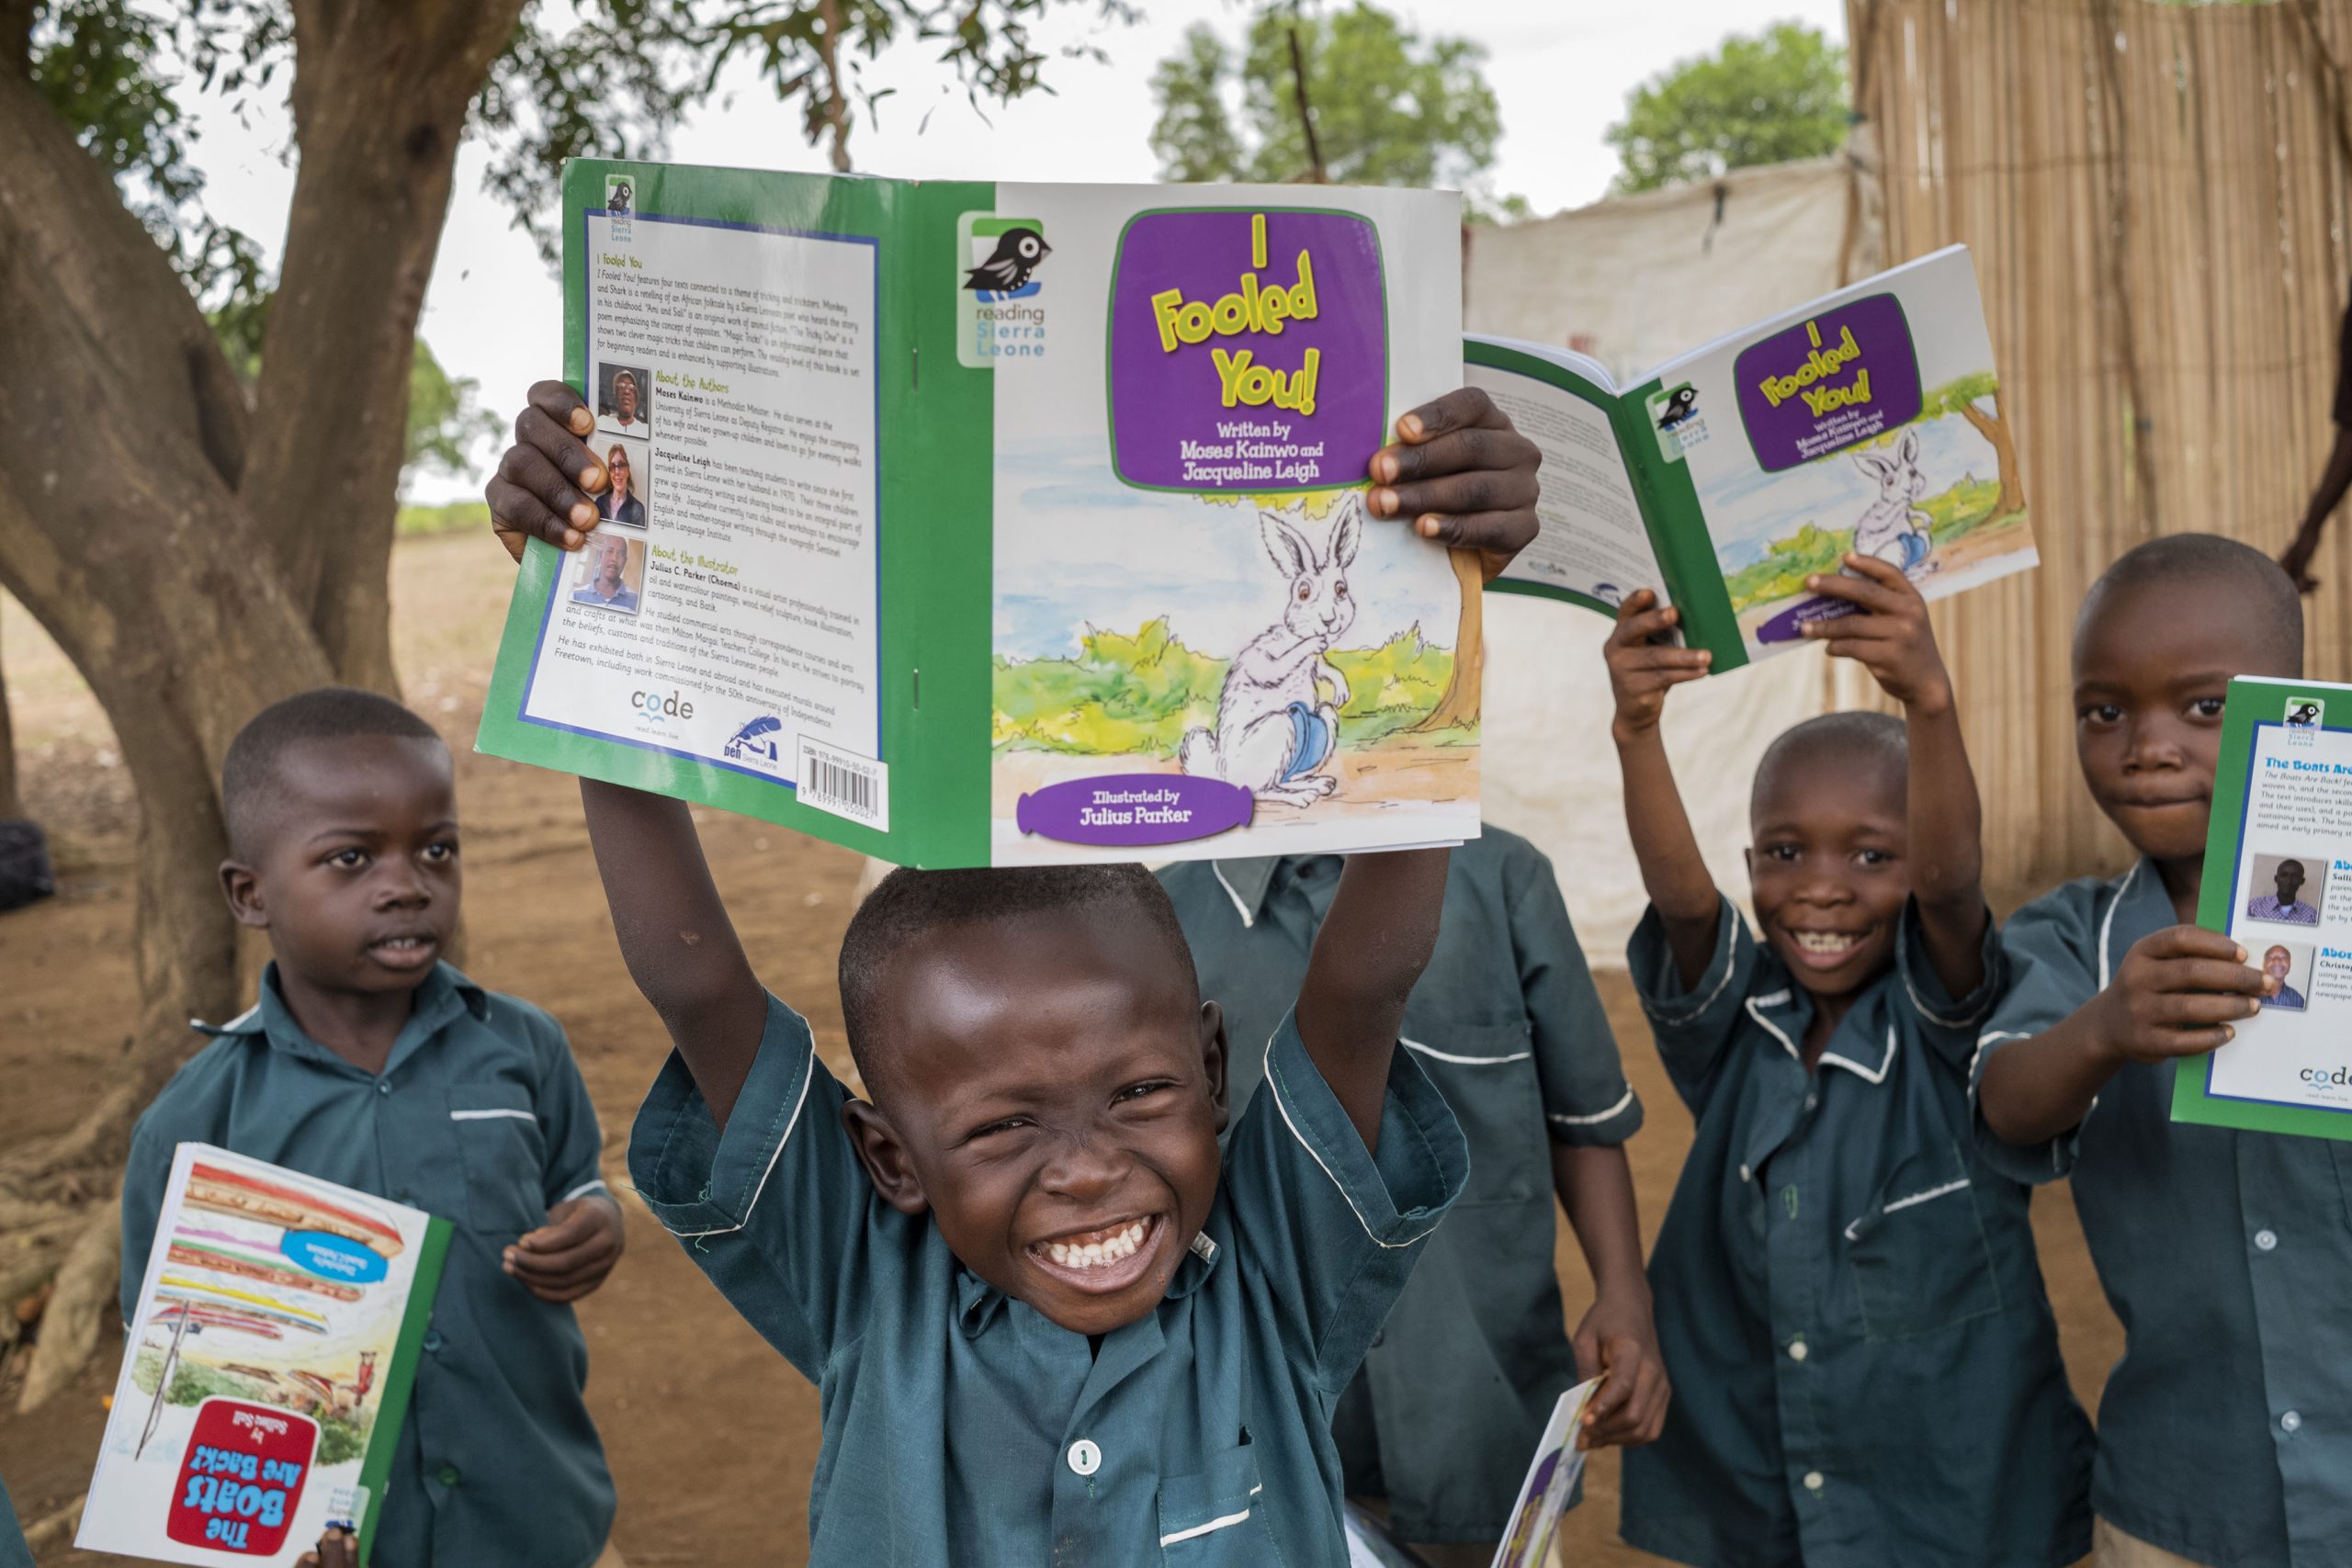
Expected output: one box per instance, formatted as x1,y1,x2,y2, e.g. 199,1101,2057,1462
956,214,1049,368
605,175,635,243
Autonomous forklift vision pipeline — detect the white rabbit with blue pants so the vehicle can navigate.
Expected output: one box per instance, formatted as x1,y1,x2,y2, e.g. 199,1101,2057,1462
1850,427,1937,576
1179,496,1361,808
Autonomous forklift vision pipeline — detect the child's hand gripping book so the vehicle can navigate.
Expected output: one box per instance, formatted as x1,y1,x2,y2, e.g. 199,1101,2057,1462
2176,675,2352,1142
79,1146,449,1566
477,162,1475,866
1465,244,2036,671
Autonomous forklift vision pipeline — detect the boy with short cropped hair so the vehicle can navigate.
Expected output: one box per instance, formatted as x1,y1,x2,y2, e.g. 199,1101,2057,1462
485,379,1542,1566
1602,559,2091,1568
1973,535,2351,1568
120,688,624,1568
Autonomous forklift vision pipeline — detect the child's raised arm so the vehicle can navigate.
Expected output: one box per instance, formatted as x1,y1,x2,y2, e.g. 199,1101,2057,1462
1296,848,1452,1150
1604,591,1718,986
1800,555,1986,997
578,780,769,1128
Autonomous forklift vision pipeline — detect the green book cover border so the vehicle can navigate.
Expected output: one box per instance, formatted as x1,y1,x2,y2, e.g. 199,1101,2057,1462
355,1215,453,1565
473,159,928,863
2174,675,2352,1141
1609,377,1748,671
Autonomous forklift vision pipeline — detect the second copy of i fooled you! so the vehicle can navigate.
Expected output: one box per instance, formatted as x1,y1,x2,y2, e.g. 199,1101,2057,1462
78,1145,448,1566
1464,245,2037,671
478,162,1475,866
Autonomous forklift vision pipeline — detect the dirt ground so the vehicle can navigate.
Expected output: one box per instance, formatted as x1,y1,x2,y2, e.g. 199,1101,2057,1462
0,531,2122,1565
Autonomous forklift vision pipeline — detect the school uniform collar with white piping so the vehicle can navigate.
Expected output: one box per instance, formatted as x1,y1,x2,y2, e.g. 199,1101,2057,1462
192,960,489,1077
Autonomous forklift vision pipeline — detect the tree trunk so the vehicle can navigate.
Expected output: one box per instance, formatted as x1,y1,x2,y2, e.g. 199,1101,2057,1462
243,0,526,693
0,638,18,821
817,0,854,172
1957,392,2025,522
1414,549,1486,732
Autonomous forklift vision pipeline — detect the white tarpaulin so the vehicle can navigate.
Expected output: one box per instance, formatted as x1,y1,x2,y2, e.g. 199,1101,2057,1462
1470,155,1876,963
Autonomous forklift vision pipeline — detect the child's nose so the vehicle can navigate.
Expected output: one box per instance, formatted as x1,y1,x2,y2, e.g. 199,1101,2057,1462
1038,1135,1126,1199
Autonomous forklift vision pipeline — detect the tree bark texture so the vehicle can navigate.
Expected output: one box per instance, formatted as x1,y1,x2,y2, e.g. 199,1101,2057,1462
0,0,526,1404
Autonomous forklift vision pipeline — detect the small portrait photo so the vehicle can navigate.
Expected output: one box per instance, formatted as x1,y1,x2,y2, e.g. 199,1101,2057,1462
594,436,649,528
2245,852,2325,926
570,533,645,616
597,363,652,435
2256,942,2315,1012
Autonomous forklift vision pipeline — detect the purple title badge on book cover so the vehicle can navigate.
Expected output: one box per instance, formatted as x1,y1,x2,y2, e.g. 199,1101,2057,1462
1732,292,1921,474
1108,208,1386,492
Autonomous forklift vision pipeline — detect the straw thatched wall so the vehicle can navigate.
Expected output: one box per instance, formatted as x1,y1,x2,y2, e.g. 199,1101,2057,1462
1849,0,2352,889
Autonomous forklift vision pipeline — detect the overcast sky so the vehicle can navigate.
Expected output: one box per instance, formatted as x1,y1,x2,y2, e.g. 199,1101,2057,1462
176,1,1845,502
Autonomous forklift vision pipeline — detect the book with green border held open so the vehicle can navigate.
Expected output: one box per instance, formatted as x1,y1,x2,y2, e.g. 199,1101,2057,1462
2175,673,2352,1142
479,160,1479,868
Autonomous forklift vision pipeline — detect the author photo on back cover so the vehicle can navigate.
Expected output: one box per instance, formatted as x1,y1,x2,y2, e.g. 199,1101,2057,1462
2259,943,2312,1010
2246,852,2324,925
598,364,651,434
596,438,649,526
571,533,644,615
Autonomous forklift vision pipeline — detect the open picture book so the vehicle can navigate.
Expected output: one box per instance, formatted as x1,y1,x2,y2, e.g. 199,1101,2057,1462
1466,244,2036,671
80,1145,449,1566
479,161,1479,868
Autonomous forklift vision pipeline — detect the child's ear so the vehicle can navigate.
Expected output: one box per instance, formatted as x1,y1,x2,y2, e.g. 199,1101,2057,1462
841,1100,929,1215
219,860,268,930
1742,845,1757,890
1198,1000,1231,1134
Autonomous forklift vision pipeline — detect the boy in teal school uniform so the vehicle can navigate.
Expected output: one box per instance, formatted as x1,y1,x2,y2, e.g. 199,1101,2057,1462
1601,561,2092,1568
119,690,625,1568
485,380,1544,1565
1159,829,1667,1566
1973,535,2352,1568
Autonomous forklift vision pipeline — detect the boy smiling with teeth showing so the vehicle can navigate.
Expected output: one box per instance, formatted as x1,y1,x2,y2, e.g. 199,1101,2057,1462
486,381,1541,1565
1600,557,2090,1568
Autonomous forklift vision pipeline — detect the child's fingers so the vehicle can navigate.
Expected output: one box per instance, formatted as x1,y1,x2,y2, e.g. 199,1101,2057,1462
2147,991,2262,1030
2139,926,2251,964
528,378,595,438
1370,421,1541,491
1370,465,1538,530
1389,385,1510,446
1608,602,1678,645
517,404,610,495
486,476,582,555
2147,957,2270,997
1836,551,1917,592
1800,570,1909,615
496,439,601,535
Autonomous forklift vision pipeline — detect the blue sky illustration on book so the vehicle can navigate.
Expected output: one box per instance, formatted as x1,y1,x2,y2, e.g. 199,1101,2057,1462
992,436,1458,661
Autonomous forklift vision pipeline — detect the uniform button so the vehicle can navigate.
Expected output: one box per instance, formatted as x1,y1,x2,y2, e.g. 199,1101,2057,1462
422,1330,444,1353
1067,1438,1102,1476
436,1464,461,1486
1738,1164,1751,1183
1370,1331,1385,1348
2282,1411,2303,1434
2255,1229,2278,1251
1804,1093,1818,1111
1788,1338,1809,1362
376,1080,391,1097
1804,1471,1826,1493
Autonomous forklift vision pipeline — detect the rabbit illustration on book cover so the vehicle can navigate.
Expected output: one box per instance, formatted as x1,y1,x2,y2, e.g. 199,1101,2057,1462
1178,496,1363,807
1851,427,1937,576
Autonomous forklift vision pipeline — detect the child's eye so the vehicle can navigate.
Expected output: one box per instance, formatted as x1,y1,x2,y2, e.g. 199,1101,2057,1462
2188,697,2226,719
323,848,368,870
422,841,458,863
2079,703,2124,727
1856,848,1894,867
968,1116,1031,1141
1114,1081,1173,1106
1760,843,1801,863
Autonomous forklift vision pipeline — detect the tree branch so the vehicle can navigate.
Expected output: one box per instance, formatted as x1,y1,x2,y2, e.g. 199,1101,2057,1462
1285,16,1326,183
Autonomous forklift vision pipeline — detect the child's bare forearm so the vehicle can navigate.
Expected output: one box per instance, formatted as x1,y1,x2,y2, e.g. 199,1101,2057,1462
1615,728,1722,986
1296,847,1451,1152
1905,690,1989,994
1551,1143,1648,1301
1976,1004,2119,1147
579,779,769,1127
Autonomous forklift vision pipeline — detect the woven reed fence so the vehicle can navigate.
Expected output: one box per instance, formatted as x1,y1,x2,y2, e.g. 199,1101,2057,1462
1846,0,2352,890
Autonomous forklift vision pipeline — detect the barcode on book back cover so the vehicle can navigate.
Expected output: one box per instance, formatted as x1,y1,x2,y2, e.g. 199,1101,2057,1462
797,737,889,831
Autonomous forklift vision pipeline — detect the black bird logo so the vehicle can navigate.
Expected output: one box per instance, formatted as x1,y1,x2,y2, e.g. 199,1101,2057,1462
609,180,632,217
965,227,1051,293
1656,385,1699,431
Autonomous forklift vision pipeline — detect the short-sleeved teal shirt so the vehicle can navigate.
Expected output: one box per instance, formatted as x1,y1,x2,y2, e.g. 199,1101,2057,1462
1974,859,2352,1568
1622,897,2092,1568
119,964,616,1568
626,995,1466,1567
1160,832,1642,1542
0,1473,32,1568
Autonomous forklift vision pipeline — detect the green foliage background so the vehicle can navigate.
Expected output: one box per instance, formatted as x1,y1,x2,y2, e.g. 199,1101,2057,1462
993,617,1459,757
1606,21,1849,194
